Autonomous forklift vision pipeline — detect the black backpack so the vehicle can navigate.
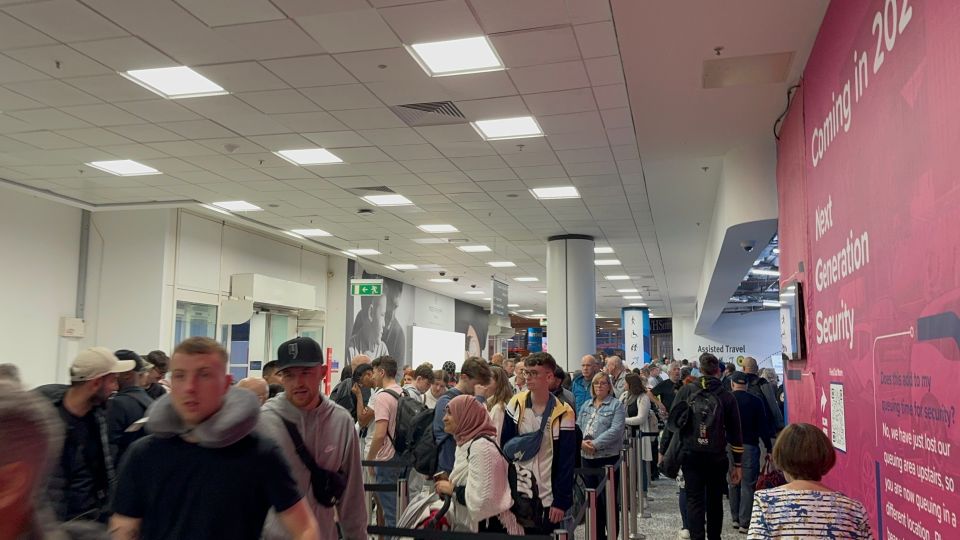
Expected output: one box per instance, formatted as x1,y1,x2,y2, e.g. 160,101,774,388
682,387,726,454
383,389,429,456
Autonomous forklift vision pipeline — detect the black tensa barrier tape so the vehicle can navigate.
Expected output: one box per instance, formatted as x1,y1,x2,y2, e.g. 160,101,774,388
367,526,553,540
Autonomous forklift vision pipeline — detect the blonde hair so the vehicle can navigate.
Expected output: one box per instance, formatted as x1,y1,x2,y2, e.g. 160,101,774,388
589,372,613,398
486,365,514,411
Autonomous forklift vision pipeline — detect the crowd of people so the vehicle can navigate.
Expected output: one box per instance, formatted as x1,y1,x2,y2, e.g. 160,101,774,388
0,340,874,540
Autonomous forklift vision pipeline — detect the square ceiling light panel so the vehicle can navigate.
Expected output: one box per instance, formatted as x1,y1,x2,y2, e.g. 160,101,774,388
390,264,418,270
594,247,614,254
530,186,580,200
345,248,381,256
458,245,491,253
418,224,458,233
605,275,630,281
290,229,331,237
487,261,516,268
594,259,620,266
122,66,227,99
86,159,160,176
514,277,539,282
362,194,413,206
212,201,262,212
429,278,454,283
407,36,504,77
472,116,543,141
275,148,343,165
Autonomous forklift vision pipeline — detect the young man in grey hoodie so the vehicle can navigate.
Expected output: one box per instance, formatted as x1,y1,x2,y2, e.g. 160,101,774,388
259,337,367,540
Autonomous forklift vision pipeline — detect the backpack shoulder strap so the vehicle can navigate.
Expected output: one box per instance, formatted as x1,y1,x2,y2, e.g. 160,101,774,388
383,389,401,401
473,435,510,463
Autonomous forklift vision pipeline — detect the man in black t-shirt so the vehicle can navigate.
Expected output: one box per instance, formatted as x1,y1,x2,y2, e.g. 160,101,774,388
651,361,682,411
109,337,319,540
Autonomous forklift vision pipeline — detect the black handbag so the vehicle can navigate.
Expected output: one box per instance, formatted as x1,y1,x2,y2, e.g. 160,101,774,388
281,419,348,507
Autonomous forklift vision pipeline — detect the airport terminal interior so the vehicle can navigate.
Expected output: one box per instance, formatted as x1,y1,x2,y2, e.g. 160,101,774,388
1,1,958,539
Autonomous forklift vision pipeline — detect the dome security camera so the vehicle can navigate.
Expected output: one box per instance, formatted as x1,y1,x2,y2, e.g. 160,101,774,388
740,240,756,253
439,271,446,277
452,277,460,282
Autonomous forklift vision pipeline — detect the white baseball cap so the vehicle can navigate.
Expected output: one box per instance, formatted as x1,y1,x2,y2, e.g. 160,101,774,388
70,347,136,382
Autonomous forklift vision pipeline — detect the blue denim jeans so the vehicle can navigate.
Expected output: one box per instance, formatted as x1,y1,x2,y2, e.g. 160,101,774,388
728,444,760,527
375,464,404,526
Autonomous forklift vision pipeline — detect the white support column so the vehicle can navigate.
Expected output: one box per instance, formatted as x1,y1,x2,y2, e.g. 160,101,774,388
546,234,596,372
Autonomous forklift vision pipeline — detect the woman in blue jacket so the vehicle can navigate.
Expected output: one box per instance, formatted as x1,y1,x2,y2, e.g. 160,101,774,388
577,372,626,539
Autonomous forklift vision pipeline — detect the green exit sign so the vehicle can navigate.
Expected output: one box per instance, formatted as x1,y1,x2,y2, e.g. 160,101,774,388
350,279,383,296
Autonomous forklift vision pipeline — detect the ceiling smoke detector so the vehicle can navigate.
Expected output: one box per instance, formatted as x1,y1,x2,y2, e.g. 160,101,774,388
357,208,375,215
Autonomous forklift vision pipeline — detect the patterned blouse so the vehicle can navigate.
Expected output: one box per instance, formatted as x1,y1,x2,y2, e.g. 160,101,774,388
748,487,874,539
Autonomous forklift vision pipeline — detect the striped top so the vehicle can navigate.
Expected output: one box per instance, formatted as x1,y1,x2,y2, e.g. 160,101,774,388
748,487,874,539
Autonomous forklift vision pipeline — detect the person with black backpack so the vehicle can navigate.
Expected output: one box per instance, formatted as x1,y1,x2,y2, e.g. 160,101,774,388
659,353,744,540
433,358,492,476
365,355,406,526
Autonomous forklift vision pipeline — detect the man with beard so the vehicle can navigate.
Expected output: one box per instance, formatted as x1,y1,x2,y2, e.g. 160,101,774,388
35,347,136,523
381,280,406,365
259,338,366,539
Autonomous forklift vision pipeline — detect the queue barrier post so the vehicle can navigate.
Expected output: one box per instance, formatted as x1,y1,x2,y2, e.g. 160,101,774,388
620,447,631,540
398,477,409,517
585,487,598,540
604,464,617,540
552,529,569,540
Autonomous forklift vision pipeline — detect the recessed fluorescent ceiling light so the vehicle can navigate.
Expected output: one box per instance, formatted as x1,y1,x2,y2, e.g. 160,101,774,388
212,200,261,212
623,295,644,299
472,116,543,141
390,264,418,270
507,304,519,307
347,248,380,256
458,245,491,253
750,268,780,277
514,277,539,282
408,36,503,77
531,313,546,318
594,259,621,266
465,290,485,295
594,247,614,254
86,159,159,176
487,261,516,268
429,278,453,283
414,238,449,244
605,275,630,281
483,297,492,301
517,309,534,313
122,66,226,99
362,193,413,206
617,289,639,293
290,228,331,237
275,148,343,165
629,303,647,307
538,290,548,294
530,186,580,200
418,224,458,233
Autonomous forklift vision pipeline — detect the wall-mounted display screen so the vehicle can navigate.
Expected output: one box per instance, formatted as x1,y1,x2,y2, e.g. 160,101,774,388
779,281,805,361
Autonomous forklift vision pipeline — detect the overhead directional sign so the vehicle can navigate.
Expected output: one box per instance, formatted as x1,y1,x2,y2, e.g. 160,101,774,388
350,278,383,296
491,279,508,317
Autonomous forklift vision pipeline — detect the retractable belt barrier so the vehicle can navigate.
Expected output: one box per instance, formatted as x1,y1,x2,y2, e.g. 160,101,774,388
366,525,560,540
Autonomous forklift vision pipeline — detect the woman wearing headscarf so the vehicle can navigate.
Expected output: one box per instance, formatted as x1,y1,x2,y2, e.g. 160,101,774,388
434,395,520,533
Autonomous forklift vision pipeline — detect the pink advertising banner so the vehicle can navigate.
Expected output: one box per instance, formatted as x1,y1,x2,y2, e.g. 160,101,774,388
779,1,960,538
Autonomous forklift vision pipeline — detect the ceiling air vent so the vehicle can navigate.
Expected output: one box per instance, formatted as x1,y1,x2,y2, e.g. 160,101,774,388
390,101,467,127
347,185,395,196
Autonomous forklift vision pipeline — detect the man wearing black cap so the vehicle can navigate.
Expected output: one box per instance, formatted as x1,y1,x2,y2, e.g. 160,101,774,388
727,370,772,534
106,350,155,462
259,337,367,540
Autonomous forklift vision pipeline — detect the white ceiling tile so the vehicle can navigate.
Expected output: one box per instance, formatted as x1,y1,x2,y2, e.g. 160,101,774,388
300,84,383,110
0,87,42,110
342,161,409,175
271,111,349,132
262,55,357,87
193,62,289,93
0,134,37,153
605,127,636,146
330,108,405,130
364,78,450,105
585,56,624,86
137,157,201,173
466,169,517,181
436,71,517,101
0,54,49,83
434,141,496,157
616,159,644,174
418,171,470,184
179,95,262,119
116,100,202,123
455,96,528,121
237,89,319,114
547,129,609,150
592,84,628,109
176,0,284,27
297,9,400,53
216,114,292,136
65,74,157,102
214,20,324,60
556,147,614,164
147,140,219,157
611,144,639,160
470,0,568,33
159,120,238,139
9,131,84,150
302,130,372,148
97,144,170,160
539,111,604,134
522,88,596,116
229,152,288,168
333,146,392,163
8,108,90,130
245,134,314,150
401,158,457,172
5,79,98,106
0,114,33,134
5,0,126,42
356,127,425,146
381,144,442,160
600,107,633,130
564,0,612,24
502,151,560,167
108,124,183,143
574,21,619,59
0,12,56,49
273,0,370,16
490,27,581,68
508,61,589,94
489,138,553,155
414,124,480,143
58,104,142,127
563,160,617,176
183,155,248,170
379,0,482,43
196,138,265,155
334,48,427,83
70,36,174,71
478,179,525,191
368,0,429,6
5,45,111,78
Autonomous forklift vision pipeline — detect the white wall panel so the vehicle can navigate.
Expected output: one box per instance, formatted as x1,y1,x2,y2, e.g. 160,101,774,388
673,310,781,371
220,226,301,292
176,212,222,293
